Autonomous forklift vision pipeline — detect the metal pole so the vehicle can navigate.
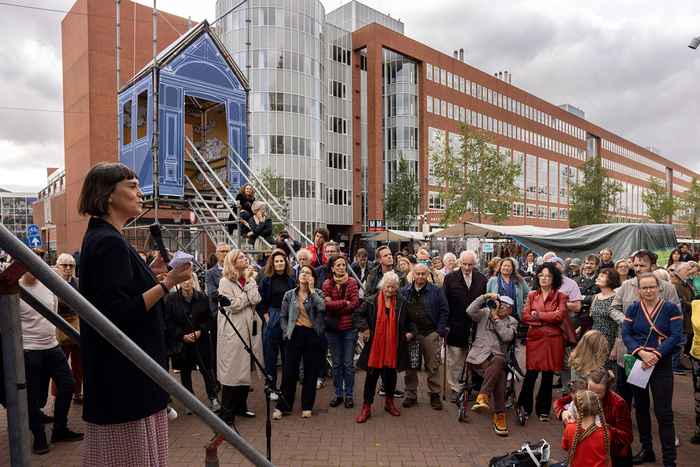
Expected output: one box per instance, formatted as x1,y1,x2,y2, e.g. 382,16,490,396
151,1,160,222
0,225,273,467
0,293,31,467
116,0,121,152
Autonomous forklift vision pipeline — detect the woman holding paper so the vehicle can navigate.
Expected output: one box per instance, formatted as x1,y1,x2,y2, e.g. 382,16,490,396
622,272,682,467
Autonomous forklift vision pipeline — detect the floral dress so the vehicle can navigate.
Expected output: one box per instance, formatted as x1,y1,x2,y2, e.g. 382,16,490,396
590,295,616,370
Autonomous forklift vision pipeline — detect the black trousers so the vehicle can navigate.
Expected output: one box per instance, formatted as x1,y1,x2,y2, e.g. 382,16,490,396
24,346,75,436
633,355,676,466
363,368,397,404
616,364,635,408
220,385,249,423
517,370,554,416
180,366,218,400
278,326,322,412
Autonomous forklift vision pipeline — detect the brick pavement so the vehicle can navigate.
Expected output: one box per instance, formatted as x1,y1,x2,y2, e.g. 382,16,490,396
1,369,699,466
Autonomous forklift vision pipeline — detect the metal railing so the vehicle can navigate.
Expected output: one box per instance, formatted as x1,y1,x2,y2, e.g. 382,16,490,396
0,223,273,467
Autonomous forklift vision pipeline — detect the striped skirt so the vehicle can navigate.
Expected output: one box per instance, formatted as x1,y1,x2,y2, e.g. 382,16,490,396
82,409,168,467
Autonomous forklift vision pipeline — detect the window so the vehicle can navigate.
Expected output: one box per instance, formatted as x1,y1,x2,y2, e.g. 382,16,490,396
512,202,524,217
136,90,148,140
526,154,537,200
330,44,351,65
537,205,547,219
441,100,447,117
447,72,453,89
559,208,568,220
459,77,465,93
426,63,433,81
526,204,536,218
434,98,440,114
327,152,348,170
329,80,346,99
549,160,558,203
538,157,548,201
433,66,440,82
447,102,453,120
329,116,347,134
550,207,558,220
427,95,433,113
428,191,445,210
122,99,132,146
441,68,447,86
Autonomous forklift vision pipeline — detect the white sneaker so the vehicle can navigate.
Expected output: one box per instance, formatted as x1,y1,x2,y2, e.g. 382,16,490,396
269,392,279,401
210,398,221,412
272,409,282,420
316,378,324,389
166,407,178,421
301,410,312,418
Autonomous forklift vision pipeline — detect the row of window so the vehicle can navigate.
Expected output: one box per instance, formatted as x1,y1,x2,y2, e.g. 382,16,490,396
225,7,323,39
268,177,317,200
255,135,317,158
329,80,347,99
327,151,349,170
425,63,586,141
327,188,352,206
330,44,351,66
385,94,417,118
386,126,419,150
675,171,693,183
238,49,323,79
328,116,348,134
250,92,323,119
427,96,586,161
602,158,652,183
383,56,418,85
602,139,666,174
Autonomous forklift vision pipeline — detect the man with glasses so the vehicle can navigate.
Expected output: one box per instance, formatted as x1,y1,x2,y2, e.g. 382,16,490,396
443,250,488,401
54,254,83,405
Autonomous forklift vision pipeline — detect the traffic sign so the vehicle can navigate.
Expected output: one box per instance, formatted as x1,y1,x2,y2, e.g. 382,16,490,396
26,224,42,249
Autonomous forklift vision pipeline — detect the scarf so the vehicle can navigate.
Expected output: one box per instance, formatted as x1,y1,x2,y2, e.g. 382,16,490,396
334,272,349,286
498,274,518,313
367,291,398,369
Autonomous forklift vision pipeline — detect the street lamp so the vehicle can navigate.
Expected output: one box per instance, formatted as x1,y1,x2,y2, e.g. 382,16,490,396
689,36,700,50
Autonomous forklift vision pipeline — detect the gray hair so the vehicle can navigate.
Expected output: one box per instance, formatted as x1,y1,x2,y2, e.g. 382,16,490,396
443,252,457,263
459,250,478,262
378,271,400,289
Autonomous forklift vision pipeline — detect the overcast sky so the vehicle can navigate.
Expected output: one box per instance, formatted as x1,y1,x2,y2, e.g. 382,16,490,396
1,0,699,192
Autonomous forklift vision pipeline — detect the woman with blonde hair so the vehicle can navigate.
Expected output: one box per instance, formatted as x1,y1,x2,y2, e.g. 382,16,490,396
569,330,610,384
562,389,612,467
217,250,262,425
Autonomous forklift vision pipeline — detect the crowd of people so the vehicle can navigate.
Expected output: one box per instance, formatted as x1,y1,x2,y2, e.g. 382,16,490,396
2,163,700,466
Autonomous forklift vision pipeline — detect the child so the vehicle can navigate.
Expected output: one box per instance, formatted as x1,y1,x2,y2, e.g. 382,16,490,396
568,330,609,385
562,390,611,467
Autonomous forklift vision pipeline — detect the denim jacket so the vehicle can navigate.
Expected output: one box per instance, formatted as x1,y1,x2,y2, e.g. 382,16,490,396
280,287,326,339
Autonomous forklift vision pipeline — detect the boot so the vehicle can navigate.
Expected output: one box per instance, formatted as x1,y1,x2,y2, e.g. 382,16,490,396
356,403,372,423
384,397,400,416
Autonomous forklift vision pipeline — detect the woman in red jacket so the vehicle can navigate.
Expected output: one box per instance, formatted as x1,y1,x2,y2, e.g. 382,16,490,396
555,368,633,467
516,262,567,424
322,255,360,408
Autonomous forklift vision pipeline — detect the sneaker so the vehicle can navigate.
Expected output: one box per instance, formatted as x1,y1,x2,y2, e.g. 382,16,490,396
51,427,84,443
378,385,386,396
272,409,283,420
32,431,50,455
268,392,279,401
210,398,222,412
344,397,354,409
301,410,312,418
493,412,509,437
471,394,490,413
238,410,256,418
402,397,417,408
316,378,325,389
675,435,680,447
430,393,443,410
166,407,178,421
538,414,549,423
393,389,405,399
329,396,344,407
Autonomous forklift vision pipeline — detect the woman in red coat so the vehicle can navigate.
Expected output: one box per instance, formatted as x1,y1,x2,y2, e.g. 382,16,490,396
516,262,567,424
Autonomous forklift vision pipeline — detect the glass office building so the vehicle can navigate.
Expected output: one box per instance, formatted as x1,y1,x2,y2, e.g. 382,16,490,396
0,190,37,242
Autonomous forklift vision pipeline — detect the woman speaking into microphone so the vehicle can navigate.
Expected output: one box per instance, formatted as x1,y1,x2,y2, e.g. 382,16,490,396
77,163,192,467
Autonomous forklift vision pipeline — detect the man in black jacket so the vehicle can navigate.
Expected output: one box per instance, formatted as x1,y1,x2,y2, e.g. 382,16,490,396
442,250,487,401
365,245,396,297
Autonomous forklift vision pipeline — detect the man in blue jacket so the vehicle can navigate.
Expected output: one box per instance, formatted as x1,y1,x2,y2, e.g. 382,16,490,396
401,263,450,410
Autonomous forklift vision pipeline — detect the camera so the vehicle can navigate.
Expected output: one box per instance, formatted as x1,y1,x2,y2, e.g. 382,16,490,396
485,299,500,309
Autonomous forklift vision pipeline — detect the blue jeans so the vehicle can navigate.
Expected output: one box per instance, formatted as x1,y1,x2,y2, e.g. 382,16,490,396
263,307,284,390
326,329,357,398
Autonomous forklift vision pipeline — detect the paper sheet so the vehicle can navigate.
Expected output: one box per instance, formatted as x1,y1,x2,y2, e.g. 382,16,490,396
168,250,193,269
627,358,654,389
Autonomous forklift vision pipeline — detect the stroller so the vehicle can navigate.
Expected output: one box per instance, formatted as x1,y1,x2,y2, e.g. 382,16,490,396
455,341,525,423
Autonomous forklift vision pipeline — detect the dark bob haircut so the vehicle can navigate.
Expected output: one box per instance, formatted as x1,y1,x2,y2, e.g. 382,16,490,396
533,262,563,290
598,267,621,289
78,162,137,217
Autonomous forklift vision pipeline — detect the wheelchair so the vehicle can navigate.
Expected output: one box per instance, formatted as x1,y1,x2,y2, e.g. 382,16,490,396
455,342,524,423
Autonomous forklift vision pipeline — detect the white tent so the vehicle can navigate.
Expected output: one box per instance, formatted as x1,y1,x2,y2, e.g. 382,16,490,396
427,222,568,239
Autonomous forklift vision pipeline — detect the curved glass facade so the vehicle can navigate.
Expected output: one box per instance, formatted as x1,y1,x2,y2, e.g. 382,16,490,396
217,0,332,236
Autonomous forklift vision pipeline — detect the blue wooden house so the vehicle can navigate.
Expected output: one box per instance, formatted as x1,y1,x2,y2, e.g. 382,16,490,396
118,20,249,198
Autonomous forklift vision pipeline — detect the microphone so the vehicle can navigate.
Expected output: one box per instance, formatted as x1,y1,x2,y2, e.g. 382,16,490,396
217,295,231,308
149,223,172,270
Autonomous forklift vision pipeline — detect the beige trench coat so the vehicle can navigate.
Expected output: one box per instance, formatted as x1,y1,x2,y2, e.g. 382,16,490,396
217,276,263,387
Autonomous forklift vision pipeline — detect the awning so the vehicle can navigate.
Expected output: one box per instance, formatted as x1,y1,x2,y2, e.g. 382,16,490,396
427,222,568,239
365,229,425,242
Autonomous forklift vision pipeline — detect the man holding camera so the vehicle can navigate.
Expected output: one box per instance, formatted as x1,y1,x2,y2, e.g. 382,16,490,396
465,293,518,437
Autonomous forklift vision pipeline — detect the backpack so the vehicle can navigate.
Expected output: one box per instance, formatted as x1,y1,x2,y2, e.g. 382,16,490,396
489,439,551,467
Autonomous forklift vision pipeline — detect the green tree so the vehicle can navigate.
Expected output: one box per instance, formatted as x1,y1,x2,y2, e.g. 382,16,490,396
683,177,700,239
429,124,521,225
642,177,678,223
384,155,420,230
568,156,622,227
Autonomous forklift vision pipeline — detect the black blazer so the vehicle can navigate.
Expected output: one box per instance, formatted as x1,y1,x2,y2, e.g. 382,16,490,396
79,217,168,425
443,269,488,348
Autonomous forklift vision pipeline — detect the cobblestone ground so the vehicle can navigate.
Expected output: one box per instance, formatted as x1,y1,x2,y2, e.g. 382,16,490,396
1,368,698,466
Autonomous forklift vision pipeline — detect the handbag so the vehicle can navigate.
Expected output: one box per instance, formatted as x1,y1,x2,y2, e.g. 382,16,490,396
623,303,662,377
489,439,551,467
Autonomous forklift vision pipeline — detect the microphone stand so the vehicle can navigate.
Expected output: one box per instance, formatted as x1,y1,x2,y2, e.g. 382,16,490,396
216,297,286,462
